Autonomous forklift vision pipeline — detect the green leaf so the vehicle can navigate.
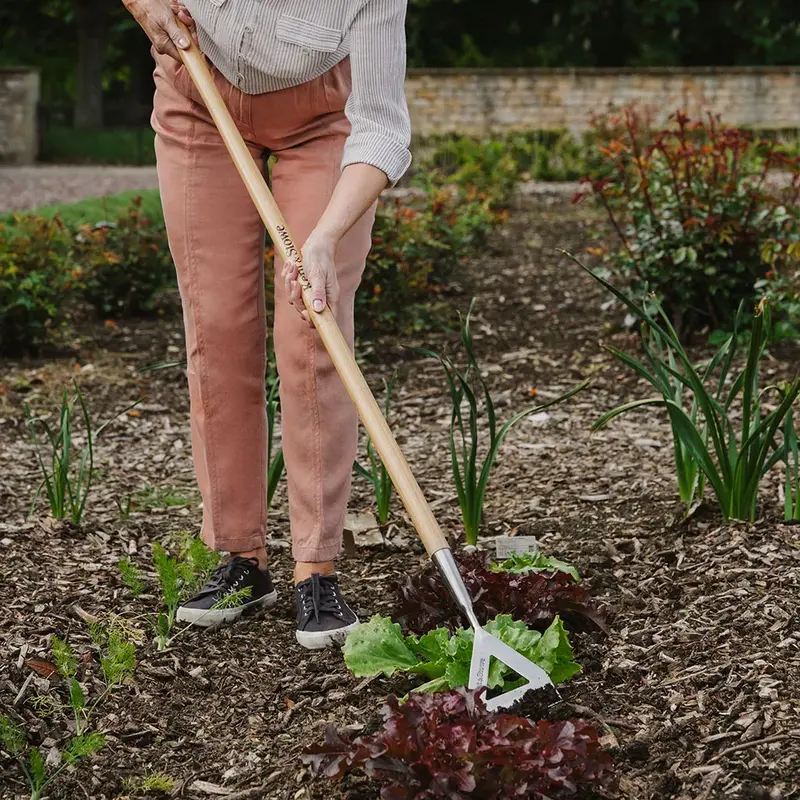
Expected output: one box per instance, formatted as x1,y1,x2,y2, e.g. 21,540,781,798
342,615,422,678
64,732,105,765
444,659,470,688
531,616,582,684
51,636,78,679
0,716,25,755
29,747,47,789
490,551,580,581
69,678,85,711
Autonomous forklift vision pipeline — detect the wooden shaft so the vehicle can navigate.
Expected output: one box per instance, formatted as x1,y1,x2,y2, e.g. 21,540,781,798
175,26,450,556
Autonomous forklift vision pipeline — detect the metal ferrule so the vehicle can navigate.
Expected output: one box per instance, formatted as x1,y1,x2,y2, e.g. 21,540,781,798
432,549,481,630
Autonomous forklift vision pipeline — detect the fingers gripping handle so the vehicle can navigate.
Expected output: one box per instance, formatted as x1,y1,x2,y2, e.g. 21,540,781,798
173,20,450,558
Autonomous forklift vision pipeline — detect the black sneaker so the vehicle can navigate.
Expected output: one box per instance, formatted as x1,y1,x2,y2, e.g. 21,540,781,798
295,573,359,649
176,556,278,627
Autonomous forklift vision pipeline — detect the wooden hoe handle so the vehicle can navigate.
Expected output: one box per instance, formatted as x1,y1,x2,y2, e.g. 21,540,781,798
174,24,450,556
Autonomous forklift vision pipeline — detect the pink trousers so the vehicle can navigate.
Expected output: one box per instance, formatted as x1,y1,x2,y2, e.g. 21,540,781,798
151,50,375,562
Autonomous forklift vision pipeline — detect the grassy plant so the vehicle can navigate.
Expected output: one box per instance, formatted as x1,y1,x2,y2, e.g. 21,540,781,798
266,377,285,508
780,401,800,520
118,557,146,597
25,381,138,524
565,251,800,521
354,372,398,525
133,483,192,509
116,494,132,520
415,299,587,545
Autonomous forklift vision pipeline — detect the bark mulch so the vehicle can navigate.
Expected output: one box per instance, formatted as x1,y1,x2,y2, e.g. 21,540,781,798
1,189,798,799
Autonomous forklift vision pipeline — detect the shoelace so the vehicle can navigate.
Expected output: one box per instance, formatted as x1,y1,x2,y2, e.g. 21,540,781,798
299,574,344,623
203,557,255,596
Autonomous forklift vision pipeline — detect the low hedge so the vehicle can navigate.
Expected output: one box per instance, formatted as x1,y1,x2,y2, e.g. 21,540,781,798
0,142,522,357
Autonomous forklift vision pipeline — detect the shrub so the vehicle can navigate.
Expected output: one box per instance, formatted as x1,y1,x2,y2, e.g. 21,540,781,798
575,107,800,338
0,215,76,356
74,195,175,317
356,182,501,334
303,687,613,799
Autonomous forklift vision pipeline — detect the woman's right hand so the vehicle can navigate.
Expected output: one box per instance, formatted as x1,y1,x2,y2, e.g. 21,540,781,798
121,0,194,61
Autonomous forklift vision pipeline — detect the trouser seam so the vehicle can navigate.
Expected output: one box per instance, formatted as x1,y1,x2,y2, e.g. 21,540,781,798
185,114,222,544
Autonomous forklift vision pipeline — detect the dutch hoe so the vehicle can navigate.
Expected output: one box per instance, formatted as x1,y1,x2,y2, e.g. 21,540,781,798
173,19,553,710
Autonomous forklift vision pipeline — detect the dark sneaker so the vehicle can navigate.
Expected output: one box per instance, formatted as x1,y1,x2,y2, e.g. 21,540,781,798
176,556,277,627
295,573,359,650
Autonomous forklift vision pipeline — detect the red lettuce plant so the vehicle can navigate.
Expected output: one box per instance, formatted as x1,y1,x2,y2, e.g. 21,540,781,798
395,551,607,636
303,687,613,799
574,106,800,338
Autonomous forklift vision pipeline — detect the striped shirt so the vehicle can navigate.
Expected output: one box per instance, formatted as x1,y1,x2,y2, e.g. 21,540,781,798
184,0,412,184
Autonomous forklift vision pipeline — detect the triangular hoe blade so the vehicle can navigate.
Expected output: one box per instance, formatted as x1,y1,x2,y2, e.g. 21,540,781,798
469,628,553,712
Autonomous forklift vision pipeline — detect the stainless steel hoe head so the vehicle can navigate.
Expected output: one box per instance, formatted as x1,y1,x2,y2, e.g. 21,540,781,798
433,549,554,712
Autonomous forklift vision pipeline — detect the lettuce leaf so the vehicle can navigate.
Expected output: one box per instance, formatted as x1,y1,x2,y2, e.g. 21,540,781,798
342,613,580,693
342,615,423,678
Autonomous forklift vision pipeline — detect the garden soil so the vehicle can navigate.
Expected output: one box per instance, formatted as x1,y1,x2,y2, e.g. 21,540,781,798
1,189,798,799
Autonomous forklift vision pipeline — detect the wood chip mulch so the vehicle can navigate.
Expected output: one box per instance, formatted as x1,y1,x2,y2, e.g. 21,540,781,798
1,190,798,799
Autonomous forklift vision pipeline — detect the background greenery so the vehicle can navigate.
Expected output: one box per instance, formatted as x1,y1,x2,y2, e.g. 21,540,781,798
1,1,799,158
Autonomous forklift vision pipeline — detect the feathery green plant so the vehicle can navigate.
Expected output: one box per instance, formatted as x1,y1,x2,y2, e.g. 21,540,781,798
118,557,146,597
565,251,800,522
25,380,138,524
415,298,587,545
152,542,180,651
1,626,134,799
354,372,398,525
122,771,176,795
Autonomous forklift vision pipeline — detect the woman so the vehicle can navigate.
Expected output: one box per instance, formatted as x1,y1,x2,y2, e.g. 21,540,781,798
122,0,412,648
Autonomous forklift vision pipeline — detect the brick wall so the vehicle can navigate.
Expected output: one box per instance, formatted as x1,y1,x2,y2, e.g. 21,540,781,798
0,68,39,165
405,66,800,136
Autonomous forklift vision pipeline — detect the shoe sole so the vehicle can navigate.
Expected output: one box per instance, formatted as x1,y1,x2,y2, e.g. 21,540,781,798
176,590,278,628
296,619,360,650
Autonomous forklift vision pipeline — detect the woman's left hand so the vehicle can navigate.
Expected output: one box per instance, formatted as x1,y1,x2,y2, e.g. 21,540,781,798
282,231,339,327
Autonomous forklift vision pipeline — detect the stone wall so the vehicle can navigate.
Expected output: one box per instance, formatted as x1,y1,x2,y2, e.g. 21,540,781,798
405,67,800,137
0,68,40,165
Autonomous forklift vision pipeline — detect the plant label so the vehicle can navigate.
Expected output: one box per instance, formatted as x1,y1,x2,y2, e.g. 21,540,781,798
494,536,540,559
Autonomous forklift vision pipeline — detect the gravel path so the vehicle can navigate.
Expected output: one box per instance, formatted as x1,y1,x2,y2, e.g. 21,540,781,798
0,165,159,214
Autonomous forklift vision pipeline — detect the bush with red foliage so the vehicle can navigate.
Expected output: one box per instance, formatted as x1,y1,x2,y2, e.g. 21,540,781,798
574,107,800,338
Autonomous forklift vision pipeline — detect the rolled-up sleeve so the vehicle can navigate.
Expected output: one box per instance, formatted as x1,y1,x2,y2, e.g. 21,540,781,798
341,0,412,186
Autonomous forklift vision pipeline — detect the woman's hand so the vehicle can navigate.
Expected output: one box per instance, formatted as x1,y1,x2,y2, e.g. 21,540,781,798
121,0,195,60
282,232,339,327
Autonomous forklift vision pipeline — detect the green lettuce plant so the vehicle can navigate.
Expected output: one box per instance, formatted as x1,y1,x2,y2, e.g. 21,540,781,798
343,613,580,696
490,551,580,581
565,251,800,521
415,298,586,544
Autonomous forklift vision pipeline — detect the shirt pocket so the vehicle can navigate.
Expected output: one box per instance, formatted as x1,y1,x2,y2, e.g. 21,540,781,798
189,0,229,37
275,14,343,54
